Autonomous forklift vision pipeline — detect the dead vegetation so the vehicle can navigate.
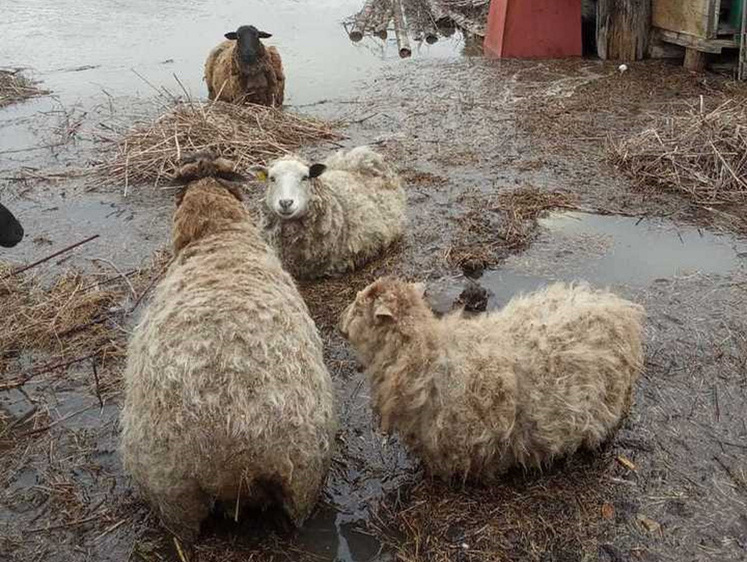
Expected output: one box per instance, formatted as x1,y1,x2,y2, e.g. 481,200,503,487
518,60,729,149
299,243,406,331
0,251,170,391
98,100,341,189
0,69,47,108
446,187,575,274
373,451,618,562
612,98,747,207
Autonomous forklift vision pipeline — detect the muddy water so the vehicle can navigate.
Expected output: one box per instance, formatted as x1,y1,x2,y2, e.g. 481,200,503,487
1,0,465,106
428,211,747,313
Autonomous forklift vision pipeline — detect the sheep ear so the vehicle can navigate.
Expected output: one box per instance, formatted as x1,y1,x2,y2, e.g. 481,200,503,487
224,32,238,40
248,165,268,182
412,282,426,298
309,163,327,178
258,31,272,39
374,303,394,322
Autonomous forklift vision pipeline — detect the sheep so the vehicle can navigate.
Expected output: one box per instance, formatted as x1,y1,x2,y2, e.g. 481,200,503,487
0,202,23,248
257,145,406,279
120,151,336,540
204,25,285,106
339,277,645,482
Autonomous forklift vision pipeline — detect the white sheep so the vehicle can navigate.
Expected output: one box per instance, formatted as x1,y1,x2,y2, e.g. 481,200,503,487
339,277,644,481
120,152,336,540
204,25,285,106
257,145,406,279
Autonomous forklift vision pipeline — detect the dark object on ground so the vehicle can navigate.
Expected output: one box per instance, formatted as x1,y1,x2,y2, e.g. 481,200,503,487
0,202,24,248
456,280,489,312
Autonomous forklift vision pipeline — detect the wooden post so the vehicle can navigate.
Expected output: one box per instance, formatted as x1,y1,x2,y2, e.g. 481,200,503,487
597,0,651,60
392,0,412,57
684,47,707,71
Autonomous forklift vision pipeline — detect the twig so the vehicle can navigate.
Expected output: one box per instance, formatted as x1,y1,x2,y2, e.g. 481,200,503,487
91,358,103,409
7,235,100,278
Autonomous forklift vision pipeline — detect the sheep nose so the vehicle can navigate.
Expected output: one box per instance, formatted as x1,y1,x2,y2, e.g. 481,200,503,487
279,199,293,210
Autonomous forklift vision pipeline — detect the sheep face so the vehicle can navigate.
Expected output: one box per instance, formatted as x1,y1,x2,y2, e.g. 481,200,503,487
262,159,327,220
0,203,24,248
339,277,427,364
225,25,272,69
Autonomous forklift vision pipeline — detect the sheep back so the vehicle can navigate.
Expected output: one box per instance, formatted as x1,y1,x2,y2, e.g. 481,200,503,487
204,42,284,106
357,281,644,481
120,191,335,538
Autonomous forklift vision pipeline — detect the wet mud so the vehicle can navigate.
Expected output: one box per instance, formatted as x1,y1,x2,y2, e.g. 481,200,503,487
2,1,747,561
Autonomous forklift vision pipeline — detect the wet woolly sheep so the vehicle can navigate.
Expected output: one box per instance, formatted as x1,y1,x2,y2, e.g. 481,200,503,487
339,277,645,481
257,145,406,279
0,202,23,248
120,152,336,540
204,25,285,106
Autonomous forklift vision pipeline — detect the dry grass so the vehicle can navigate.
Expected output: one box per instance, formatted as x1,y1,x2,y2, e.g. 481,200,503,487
299,243,405,331
373,452,617,562
99,100,342,188
611,99,747,206
446,187,575,273
0,69,47,107
0,252,170,390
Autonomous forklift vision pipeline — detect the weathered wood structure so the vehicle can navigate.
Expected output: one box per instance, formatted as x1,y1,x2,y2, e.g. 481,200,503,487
651,0,745,72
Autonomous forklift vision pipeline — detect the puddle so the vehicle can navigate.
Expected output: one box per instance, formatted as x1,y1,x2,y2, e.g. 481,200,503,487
429,212,747,313
5,190,169,276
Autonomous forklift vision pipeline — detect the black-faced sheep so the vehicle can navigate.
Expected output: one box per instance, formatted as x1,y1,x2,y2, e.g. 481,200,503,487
0,202,23,248
204,25,285,106
120,152,336,540
257,146,406,279
339,277,644,482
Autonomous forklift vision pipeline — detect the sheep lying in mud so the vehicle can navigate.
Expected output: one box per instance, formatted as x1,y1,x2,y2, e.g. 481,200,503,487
120,152,336,540
0,202,23,248
258,145,406,279
205,25,285,106
339,277,644,481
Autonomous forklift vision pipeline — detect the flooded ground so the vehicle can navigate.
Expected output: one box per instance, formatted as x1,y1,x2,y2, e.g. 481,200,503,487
2,1,747,562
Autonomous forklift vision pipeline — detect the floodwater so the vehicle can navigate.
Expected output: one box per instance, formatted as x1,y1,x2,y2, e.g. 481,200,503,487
1,0,466,106
0,2,471,561
2,2,747,562
428,211,747,313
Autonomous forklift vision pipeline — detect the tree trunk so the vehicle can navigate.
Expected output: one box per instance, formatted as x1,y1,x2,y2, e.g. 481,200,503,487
597,0,651,60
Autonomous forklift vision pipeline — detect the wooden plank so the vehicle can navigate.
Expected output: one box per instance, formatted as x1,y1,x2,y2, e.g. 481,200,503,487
652,0,713,38
657,28,737,53
740,0,747,80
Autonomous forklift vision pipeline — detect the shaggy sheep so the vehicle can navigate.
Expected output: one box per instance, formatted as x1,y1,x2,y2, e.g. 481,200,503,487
120,152,336,540
257,145,406,279
339,277,644,481
204,25,285,106
0,202,23,248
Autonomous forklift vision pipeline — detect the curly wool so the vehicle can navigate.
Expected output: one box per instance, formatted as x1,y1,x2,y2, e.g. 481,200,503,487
204,40,284,106
262,147,406,279
340,277,645,481
120,169,335,539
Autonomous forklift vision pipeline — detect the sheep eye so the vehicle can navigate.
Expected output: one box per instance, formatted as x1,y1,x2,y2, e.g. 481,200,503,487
269,176,276,182
302,175,309,181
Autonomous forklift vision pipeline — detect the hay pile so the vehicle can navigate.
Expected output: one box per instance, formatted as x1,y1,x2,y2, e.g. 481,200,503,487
0,69,47,107
446,187,575,273
99,100,341,188
0,255,169,390
612,99,747,206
